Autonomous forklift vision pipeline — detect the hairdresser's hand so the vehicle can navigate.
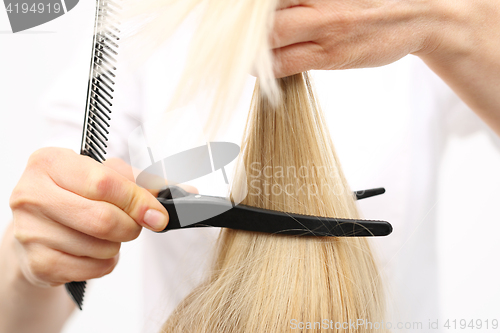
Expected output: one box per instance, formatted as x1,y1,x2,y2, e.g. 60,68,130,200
271,0,500,135
8,147,170,288
271,0,483,74
272,0,435,74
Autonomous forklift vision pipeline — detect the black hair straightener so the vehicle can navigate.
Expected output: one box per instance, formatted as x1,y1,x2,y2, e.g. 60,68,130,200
157,186,392,237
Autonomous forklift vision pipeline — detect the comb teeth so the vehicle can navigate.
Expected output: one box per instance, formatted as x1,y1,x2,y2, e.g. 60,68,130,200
81,0,121,164
67,0,121,311
65,281,87,310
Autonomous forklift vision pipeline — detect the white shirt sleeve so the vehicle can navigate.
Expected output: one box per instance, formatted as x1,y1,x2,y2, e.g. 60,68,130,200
411,57,500,150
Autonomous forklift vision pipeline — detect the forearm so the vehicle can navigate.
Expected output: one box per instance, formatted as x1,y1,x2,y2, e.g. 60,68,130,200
0,222,75,333
417,0,500,135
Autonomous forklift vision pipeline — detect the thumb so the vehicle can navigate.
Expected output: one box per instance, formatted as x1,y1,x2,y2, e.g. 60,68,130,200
103,158,199,196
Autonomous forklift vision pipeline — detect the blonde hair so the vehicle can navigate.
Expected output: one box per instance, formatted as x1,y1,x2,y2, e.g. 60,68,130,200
161,73,387,332
119,0,387,331
119,0,280,139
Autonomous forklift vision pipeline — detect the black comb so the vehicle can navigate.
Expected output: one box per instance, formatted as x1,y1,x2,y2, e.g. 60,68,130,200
65,0,121,310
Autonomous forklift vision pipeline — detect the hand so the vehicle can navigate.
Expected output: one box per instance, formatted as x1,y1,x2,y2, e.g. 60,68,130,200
271,0,500,134
271,0,434,76
9,148,170,288
271,0,497,75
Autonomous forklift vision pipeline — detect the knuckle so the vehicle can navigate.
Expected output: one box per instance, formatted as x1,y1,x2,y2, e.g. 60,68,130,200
104,258,119,276
9,186,24,211
93,242,121,260
12,213,43,246
103,243,121,259
91,204,142,242
27,147,61,170
92,208,117,239
96,258,119,278
12,224,29,244
28,251,53,282
120,222,142,242
13,225,37,245
26,149,46,167
9,187,40,212
122,193,138,216
88,169,115,199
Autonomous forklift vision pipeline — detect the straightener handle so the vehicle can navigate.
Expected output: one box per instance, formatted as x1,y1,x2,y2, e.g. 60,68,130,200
157,186,386,201
354,187,385,200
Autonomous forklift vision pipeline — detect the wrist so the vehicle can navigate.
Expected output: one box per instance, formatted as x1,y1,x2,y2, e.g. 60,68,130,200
0,222,57,296
412,0,477,63
409,0,500,132
0,222,75,333
0,222,28,287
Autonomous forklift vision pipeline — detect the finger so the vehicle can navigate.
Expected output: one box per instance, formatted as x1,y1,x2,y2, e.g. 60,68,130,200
273,42,327,78
20,242,119,286
103,158,135,182
103,158,198,197
271,5,322,49
43,149,169,231
28,184,142,242
277,0,306,10
132,167,168,194
104,158,168,196
14,210,122,259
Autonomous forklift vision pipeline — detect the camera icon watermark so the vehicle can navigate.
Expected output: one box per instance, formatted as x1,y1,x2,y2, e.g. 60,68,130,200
127,108,248,227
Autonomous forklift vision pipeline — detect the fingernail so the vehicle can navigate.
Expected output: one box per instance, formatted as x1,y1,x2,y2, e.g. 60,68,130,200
143,209,168,231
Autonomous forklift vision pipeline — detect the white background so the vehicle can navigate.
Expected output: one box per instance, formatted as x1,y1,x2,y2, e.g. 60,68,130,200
1,2,500,333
